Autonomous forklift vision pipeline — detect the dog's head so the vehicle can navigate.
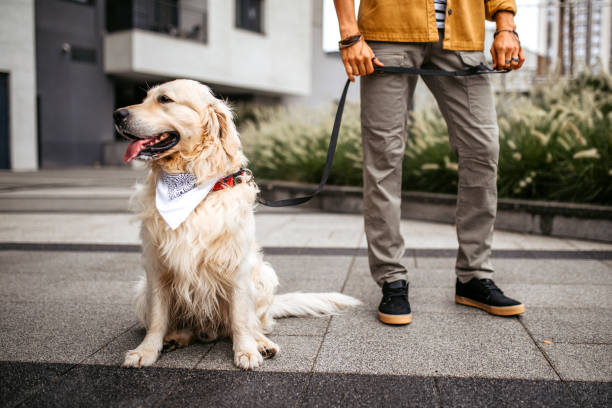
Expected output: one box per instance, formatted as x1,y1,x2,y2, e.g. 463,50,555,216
114,79,244,179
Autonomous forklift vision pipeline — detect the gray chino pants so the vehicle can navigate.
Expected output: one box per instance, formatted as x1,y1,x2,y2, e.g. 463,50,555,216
361,33,499,286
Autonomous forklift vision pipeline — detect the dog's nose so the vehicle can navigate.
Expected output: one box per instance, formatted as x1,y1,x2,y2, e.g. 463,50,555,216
113,108,129,124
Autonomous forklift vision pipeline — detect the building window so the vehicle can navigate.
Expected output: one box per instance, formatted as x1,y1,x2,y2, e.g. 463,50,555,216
61,0,95,5
236,0,263,33
0,73,9,169
70,46,97,64
106,0,208,43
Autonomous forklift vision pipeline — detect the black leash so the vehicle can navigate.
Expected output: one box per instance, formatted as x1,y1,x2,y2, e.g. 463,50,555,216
257,63,508,207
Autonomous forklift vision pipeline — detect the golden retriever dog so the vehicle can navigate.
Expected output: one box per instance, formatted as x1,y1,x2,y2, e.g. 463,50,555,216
113,79,360,370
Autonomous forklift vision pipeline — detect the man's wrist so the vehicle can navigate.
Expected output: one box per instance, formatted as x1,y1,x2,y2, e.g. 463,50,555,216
494,11,516,31
340,26,359,39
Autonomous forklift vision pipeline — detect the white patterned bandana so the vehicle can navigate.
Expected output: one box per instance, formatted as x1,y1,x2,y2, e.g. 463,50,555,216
155,171,218,230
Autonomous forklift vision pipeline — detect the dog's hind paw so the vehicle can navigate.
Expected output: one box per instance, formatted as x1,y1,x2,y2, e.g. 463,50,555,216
163,329,194,352
234,349,263,370
122,347,159,368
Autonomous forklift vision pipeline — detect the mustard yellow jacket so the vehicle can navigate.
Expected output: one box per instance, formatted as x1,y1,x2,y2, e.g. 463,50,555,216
358,0,517,51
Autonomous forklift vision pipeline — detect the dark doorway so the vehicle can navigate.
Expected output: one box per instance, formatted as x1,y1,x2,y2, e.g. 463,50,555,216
113,79,161,141
0,73,9,169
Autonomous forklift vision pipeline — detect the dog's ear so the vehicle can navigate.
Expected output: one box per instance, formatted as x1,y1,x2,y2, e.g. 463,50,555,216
203,101,242,167
189,93,246,183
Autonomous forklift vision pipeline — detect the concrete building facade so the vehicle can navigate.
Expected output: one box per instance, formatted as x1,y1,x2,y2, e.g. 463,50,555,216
1,0,313,169
105,0,311,98
0,0,38,170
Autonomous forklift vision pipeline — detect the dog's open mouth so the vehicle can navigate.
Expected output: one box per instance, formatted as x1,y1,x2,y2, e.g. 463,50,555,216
122,131,180,163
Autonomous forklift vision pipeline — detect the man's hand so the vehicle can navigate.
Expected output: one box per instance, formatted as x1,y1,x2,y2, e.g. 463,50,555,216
491,11,524,70
333,0,383,81
340,39,384,82
491,32,524,70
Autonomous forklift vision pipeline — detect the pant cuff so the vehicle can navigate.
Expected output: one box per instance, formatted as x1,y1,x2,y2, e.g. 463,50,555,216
456,270,494,284
375,271,409,287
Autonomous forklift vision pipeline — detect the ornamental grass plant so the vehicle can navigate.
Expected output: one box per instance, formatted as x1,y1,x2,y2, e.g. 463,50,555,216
240,72,612,205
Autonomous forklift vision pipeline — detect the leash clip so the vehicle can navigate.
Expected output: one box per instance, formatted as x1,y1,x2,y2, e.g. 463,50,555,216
242,168,255,185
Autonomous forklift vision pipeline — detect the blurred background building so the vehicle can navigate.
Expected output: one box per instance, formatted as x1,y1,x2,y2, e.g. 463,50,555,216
0,0,312,170
538,0,611,76
0,0,610,171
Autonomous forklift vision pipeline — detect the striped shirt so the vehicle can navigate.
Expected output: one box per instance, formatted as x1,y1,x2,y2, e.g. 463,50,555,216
434,0,447,29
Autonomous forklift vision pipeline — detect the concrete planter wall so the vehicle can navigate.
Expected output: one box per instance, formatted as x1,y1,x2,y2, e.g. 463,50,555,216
257,180,612,243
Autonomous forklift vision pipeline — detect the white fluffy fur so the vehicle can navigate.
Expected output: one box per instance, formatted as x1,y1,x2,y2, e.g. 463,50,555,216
269,293,363,318
118,79,360,370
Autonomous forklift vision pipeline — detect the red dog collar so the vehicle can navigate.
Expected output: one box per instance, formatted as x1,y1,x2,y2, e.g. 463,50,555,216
212,169,250,192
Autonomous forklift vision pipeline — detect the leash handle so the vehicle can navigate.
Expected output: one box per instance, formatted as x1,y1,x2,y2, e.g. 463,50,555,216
373,62,509,76
257,64,508,207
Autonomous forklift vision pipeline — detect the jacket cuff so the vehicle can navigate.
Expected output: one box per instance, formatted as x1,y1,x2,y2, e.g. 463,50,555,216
485,0,517,21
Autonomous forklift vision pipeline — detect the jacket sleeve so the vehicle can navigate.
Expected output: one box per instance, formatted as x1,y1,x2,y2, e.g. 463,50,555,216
484,0,517,21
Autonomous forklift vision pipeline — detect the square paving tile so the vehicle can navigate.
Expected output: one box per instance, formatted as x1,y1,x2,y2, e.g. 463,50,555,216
24,364,184,407
256,213,363,248
0,251,142,282
414,257,456,270
489,259,612,286
0,361,66,408
37,280,135,305
0,272,60,303
0,251,142,304
0,301,136,365
436,377,578,408
0,213,139,244
273,316,330,336
401,225,459,249
303,373,438,407
314,311,557,379
567,380,612,407
196,335,321,372
521,308,612,344
162,369,306,407
507,284,612,309
85,326,213,369
541,343,612,382
565,239,612,250
266,255,353,293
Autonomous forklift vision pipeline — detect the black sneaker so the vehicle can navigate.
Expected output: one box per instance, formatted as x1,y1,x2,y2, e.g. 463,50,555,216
378,280,412,325
455,278,525,316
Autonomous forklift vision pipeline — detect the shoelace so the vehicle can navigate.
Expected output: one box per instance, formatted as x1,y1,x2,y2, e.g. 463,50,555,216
480,279,504,295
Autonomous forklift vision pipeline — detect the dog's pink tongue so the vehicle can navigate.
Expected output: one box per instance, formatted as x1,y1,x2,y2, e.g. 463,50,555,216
123,139,149,163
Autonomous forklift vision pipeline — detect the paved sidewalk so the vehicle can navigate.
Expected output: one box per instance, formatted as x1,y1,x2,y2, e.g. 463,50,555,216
1,169,611,407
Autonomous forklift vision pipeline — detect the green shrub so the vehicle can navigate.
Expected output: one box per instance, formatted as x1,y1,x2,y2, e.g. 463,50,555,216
239,72,612,205
240,105,363,187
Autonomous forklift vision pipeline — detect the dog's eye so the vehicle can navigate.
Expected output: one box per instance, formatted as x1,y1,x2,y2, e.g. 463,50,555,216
157,95,173,104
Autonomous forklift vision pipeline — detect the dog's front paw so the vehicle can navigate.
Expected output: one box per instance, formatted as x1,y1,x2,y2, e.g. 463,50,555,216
234,348,264,370
122,347,160,368
257,338,279,359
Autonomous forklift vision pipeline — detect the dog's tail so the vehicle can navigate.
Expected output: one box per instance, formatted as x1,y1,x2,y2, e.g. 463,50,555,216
268,292,361,318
